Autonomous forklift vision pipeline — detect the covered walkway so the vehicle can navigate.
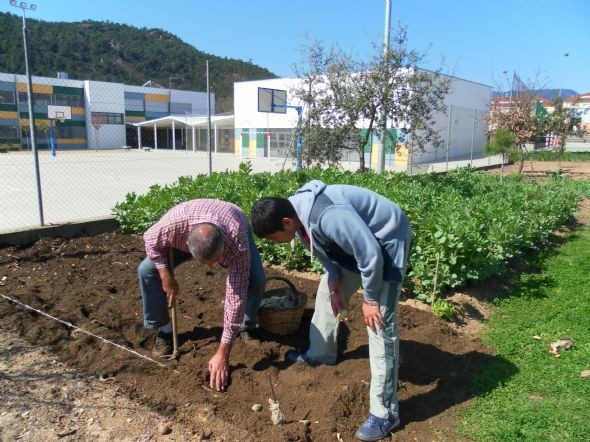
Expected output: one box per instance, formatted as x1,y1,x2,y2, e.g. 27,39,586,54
132,115,234,152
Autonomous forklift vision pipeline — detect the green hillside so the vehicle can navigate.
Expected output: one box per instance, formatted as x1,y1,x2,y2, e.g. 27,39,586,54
0,12,277,112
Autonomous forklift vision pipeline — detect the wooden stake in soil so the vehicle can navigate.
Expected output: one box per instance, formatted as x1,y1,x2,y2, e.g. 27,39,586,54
165,247,180,361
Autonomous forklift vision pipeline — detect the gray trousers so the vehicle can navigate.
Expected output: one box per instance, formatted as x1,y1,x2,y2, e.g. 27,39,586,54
306,270,402,420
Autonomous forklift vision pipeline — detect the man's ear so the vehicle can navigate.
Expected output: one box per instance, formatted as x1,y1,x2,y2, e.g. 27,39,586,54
282,217,295,231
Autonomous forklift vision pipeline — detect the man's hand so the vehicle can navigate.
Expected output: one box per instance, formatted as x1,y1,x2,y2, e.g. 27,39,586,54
208,344,231,392
362,301,383,334
158,268,179,308
328,280,348,321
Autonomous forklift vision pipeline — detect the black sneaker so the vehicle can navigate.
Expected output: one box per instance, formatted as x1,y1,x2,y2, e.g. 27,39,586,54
152,331,172,358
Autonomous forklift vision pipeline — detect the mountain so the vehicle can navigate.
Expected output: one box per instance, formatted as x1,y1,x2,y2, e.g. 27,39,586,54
0,12,277,112
492,89,578,100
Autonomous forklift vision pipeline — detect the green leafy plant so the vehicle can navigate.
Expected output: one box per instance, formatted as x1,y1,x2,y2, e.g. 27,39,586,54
432,299,455,321
113,168,590,310
238,161,253,174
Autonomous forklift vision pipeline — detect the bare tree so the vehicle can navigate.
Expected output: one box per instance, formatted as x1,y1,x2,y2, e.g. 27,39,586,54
488,74,547,172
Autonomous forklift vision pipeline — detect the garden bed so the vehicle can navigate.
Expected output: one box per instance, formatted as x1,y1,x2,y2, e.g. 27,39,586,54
0,232,495,441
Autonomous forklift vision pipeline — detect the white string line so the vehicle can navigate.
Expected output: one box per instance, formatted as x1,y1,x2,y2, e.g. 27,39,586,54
0,293,167,368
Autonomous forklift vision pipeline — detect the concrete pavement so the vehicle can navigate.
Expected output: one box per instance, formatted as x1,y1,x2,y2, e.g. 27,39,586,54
1,149,504,233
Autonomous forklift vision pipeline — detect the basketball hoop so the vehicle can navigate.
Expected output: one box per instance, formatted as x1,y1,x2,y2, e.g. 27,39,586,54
48,105,72,123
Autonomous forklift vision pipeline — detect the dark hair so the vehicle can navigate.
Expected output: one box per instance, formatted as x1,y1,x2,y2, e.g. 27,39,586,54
187,223,224,260
251,197,296,237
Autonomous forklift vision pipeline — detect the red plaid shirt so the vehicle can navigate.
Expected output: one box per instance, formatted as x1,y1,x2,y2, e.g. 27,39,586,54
143,199,251,344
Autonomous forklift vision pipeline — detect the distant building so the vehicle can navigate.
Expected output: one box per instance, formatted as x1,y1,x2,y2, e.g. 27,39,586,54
0,72,213,151
234,74,491,168
564,92,590,132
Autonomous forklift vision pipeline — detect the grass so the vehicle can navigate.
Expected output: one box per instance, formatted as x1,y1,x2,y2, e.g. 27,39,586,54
459,223,590,441
509,151,590,162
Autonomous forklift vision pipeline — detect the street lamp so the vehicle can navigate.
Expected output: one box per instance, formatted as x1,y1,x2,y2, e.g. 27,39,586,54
502,70,513,104
558,52,570,99
9,0,44,225
377,0,392,173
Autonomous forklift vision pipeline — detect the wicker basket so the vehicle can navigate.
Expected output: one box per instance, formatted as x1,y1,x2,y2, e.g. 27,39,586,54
259,277,307,335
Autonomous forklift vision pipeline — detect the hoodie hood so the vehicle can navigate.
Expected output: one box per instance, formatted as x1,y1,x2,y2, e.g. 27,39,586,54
288,179,327,230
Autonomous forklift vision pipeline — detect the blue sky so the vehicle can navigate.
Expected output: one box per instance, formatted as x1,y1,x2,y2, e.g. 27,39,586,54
2,0,589,93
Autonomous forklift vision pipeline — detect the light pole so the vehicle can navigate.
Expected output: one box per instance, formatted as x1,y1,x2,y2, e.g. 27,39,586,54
169,74,181,89
558,52,570,99
9,0,44,225
502,70,513,104
377,0,392,173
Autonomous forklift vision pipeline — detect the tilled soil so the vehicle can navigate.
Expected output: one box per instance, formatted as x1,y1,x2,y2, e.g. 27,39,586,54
0,233,495,441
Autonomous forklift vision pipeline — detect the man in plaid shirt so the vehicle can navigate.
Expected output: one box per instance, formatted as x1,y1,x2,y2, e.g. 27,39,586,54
138,199,265,392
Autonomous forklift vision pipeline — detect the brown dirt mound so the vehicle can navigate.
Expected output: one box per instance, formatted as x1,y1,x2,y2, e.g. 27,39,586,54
0,233,498,441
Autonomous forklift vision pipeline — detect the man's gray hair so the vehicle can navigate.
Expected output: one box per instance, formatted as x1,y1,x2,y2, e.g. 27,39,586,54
187,223,224,261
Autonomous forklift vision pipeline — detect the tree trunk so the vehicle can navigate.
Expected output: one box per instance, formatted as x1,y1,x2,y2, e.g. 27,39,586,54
359,146,366,171
517,146,524,173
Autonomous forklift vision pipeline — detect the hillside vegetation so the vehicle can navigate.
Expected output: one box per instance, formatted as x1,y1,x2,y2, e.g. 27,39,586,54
0,12,277,112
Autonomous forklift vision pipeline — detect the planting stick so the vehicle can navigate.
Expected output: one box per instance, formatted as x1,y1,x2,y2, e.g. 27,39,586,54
0,293,167,368
267,371,277,401
166,247,180,360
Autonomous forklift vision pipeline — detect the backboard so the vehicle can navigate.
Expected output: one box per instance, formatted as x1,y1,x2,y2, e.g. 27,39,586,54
258,87,287,114
48,105,72,121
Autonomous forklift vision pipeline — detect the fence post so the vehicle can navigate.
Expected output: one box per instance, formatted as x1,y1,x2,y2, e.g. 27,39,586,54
206,60,212,176
470,108,476,167
446,105,452,172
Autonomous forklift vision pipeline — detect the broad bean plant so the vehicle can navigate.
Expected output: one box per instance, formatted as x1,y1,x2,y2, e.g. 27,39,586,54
113,165,590,304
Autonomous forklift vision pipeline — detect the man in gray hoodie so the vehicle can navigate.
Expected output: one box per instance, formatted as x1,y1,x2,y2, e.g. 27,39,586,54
251,180,413,442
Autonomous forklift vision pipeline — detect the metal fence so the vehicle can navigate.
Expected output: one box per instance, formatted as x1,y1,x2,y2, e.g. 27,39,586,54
0,69,297,232
1,71,503,233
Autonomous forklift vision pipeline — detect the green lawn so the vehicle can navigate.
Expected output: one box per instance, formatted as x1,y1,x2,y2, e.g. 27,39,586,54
459,223,590,441
510,151,590,162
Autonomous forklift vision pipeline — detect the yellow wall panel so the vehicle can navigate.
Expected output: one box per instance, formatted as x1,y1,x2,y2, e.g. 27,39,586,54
34,84,53,94
144,93,169,103
20,118,50,127
395,144,408,166
370,143,379,168
17,83,52,94
234,139,241,156
56,138,86,145
0,111,17,119
71,107,85,116
249,139,257,158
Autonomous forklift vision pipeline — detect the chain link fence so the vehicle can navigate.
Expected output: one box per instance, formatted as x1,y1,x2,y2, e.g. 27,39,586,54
0,71,295,233
1,71,501,233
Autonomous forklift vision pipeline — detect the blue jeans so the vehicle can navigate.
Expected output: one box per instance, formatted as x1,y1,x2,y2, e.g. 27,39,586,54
138,230,265,331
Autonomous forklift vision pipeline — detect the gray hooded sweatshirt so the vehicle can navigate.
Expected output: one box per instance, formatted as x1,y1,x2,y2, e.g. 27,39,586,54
288,180,413,303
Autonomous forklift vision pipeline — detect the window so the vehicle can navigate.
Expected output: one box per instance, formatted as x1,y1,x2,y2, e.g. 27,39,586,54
33,93,52,106
55,126,86,139
54,94,84,107
91,112,123,125
266,128,295,157
0,125,18,139
0,90,16,105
